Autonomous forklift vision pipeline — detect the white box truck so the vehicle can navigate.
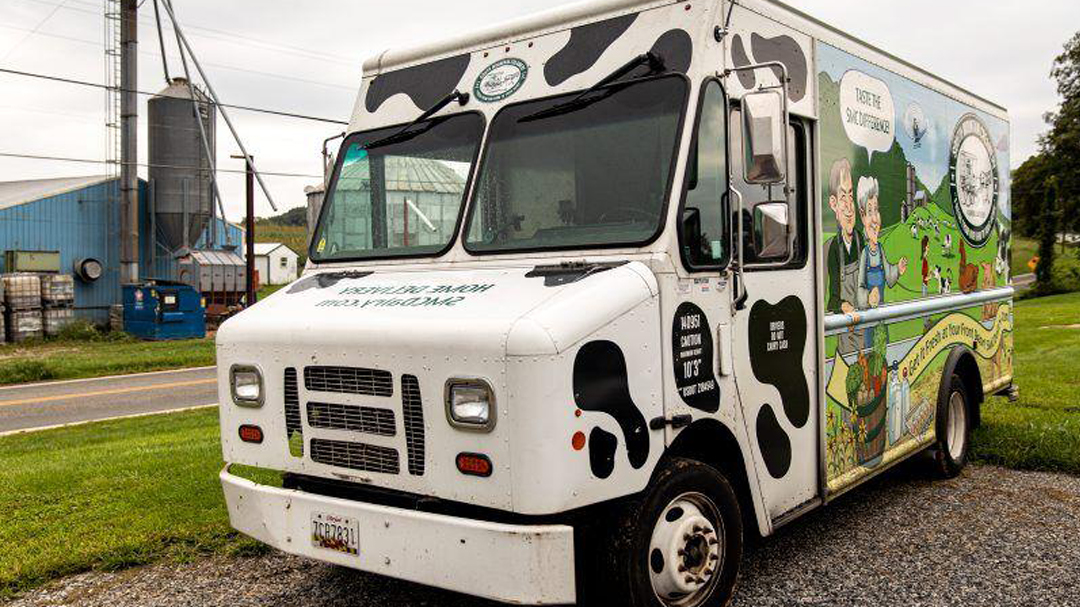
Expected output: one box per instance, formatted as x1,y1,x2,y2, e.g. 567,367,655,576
217,1,1015,604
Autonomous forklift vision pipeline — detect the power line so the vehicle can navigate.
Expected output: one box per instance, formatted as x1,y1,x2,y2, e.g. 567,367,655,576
0,151,324,179
12,0,359,66
0,66,349,125
0,22,358,91
1,0,70,61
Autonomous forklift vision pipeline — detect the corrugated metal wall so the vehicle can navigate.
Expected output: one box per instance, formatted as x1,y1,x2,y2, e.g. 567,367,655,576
0,177,244,324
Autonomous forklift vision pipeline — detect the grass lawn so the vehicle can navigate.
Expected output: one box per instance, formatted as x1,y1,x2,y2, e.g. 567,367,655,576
1011,236,1038,276
0,335,215,386
0,408,280,597
971,291,1080,473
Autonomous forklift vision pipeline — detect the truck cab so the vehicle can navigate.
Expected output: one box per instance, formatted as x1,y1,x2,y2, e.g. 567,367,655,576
217,1,1014,605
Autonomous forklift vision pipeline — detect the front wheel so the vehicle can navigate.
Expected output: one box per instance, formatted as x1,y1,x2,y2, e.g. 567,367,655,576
584,458,743,607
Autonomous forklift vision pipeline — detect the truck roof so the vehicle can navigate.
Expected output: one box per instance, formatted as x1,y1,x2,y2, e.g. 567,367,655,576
361,0,1007,120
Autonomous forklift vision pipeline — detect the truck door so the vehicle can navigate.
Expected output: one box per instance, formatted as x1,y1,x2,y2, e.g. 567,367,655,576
729,112,821,522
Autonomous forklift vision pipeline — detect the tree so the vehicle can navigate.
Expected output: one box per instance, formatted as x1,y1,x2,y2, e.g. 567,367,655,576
1040,31,1080,242
1011,153,1052,238
1035,180,1058,292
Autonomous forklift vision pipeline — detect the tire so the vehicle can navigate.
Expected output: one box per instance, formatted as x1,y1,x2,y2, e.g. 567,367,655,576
933,373,971,478
581,458,743,607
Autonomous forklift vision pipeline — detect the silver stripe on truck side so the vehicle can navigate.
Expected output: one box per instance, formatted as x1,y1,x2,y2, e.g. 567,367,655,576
823,286,1014,334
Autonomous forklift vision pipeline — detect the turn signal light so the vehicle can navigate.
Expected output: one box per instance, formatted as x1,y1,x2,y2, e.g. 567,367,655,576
238,425,264,444
456,452,492,477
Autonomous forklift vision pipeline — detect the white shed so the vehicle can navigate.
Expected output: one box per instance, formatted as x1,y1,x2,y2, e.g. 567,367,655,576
253,243,299,286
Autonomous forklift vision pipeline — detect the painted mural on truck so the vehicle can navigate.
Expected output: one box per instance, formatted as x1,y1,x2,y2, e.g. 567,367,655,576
817,42,1014,488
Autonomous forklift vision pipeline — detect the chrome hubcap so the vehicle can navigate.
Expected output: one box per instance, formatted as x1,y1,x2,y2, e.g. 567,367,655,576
946,391,966,460
648,493,723,606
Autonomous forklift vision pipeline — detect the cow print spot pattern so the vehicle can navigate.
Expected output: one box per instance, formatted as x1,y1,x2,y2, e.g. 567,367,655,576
545,13,638,86
287,271,373,294
755,404,792,478
365,54,471,113
730,33,809,103
748,296,810,428
573,340,650,471
649,29,693,75
747,296,809,479
589,426,618,479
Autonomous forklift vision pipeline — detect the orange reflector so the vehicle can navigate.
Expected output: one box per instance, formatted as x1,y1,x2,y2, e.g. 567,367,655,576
572,431,587,451
456,453,492,477
238,424,264,444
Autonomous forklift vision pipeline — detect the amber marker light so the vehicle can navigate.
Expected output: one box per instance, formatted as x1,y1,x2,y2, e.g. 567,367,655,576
456,453,493,477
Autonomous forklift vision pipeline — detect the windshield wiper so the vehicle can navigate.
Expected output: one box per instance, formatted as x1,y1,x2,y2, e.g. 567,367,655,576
519,52,666,123
364,89,470,150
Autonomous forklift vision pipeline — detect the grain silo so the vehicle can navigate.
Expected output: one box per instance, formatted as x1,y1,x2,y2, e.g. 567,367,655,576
148,77,216,251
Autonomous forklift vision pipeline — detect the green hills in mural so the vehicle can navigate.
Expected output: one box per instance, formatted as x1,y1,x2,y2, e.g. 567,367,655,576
818,72,948,234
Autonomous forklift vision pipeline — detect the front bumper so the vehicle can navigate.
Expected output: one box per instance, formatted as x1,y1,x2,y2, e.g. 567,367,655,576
221,467,577,605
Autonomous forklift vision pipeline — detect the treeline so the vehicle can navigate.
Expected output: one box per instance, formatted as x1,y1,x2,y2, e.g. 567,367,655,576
256,206,307,227
1012,31,1080,241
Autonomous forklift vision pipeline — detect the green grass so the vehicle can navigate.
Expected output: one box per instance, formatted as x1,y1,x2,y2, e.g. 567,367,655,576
0,333,215,386
972,291,1080,474
0,408,280,597
1011,236,1039,276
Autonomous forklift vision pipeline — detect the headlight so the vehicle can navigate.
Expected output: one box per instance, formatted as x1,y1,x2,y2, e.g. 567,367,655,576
445,378,496,431
230,365,264,407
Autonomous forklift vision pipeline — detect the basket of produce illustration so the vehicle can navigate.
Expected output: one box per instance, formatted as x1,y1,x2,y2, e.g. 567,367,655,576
845,327,890,466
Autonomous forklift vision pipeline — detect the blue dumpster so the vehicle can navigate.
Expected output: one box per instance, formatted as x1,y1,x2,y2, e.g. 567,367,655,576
122,282,206,340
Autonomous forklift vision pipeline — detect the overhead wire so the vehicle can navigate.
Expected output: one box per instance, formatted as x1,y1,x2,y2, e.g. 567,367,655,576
0,151,324,179
0,22,357,91
1,0,70,61
0,67,349,125
11,0,359,66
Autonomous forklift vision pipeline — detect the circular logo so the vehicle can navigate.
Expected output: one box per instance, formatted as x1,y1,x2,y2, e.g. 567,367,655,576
949,114,999,247
473,58,528,103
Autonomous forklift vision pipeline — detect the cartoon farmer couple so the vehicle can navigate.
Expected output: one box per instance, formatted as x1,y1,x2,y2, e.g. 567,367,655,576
826,158,909,354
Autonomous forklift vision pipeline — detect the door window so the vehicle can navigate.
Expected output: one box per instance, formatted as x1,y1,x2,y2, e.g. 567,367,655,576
679,80,730,270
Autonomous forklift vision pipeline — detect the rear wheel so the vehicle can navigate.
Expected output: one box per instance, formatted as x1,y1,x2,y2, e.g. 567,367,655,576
933,373,971,478
584,458,743,607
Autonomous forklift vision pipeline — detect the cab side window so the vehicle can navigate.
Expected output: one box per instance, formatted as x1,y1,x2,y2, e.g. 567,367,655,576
680,80,730,269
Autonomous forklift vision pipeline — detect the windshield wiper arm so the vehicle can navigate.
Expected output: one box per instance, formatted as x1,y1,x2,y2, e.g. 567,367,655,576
364,89,470,150
519,52,666,123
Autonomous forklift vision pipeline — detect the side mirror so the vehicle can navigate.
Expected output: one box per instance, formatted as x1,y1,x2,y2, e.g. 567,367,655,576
741,90,786,184
753,202,790,260
681,206,703,256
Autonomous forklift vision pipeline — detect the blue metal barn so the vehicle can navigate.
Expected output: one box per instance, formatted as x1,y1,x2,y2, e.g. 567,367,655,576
0,175,243,324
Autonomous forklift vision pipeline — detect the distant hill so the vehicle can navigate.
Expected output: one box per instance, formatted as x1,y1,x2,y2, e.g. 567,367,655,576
257,206,306,227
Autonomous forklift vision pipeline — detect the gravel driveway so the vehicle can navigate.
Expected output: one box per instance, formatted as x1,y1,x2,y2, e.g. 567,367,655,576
7,463,1079,607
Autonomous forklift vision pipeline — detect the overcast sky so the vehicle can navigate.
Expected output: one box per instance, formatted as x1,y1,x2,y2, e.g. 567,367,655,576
1,0,1077,219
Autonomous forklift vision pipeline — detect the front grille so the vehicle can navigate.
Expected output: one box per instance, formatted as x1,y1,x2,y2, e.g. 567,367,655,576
401,375,426,476
283,368,303,457
306,401,396,436
310,438,400,474
305,366,393,397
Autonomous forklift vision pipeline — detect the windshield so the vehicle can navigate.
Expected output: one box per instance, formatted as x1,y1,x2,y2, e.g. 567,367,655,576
311,112,484,261
464,76,688,253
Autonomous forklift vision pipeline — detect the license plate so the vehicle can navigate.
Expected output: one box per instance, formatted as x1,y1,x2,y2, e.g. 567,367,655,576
311,512,359,556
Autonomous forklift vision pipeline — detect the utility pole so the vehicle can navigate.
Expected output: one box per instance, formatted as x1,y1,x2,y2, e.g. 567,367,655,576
233,154,256,306
119,0,139,284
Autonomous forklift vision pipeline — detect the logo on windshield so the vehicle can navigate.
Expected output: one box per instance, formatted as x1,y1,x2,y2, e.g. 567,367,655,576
473,58,528,103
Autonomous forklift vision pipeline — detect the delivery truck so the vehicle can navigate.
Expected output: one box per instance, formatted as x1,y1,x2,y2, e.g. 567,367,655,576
217,0,1015,604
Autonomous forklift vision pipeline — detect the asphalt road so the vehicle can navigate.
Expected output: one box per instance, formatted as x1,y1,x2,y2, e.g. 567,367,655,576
0,366,218,434
7,462,1079,607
